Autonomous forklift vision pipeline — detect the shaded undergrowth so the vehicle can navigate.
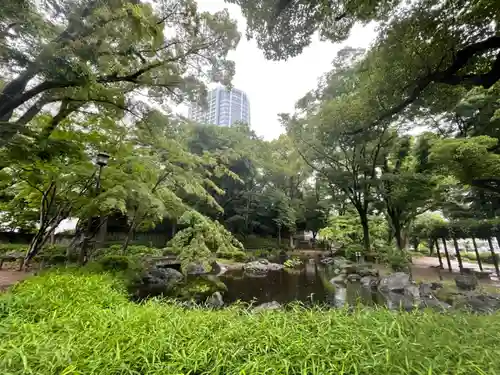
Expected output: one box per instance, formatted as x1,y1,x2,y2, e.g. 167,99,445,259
0,272,498,374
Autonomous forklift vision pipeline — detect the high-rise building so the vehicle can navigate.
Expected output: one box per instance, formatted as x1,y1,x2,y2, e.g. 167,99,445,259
188,87,250,126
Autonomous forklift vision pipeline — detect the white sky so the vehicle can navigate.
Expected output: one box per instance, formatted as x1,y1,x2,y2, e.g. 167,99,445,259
181,0,378,140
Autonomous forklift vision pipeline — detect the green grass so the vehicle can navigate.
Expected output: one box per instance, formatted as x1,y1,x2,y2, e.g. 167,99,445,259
1,272,500,374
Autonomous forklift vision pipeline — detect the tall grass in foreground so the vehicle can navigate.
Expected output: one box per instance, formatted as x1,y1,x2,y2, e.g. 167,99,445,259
0,272,498,374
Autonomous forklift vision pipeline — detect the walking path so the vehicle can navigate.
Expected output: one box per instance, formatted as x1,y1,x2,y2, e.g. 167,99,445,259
413,256,496,273
0,270,30,291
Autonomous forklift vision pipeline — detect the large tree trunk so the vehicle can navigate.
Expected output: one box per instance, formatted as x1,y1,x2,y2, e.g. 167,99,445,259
393,220,404,250
359,213,370,252
24,222,59,267
277,226,282,246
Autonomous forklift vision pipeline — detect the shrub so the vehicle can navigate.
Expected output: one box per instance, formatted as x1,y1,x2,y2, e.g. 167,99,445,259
378,245,411,272
241,235,280,250
1,273,500,374
0,243,28,254
98,255,133,272
284,256,302,269
249,248,282,260
94,244,163,259
215,248,248,262
417,243,430,254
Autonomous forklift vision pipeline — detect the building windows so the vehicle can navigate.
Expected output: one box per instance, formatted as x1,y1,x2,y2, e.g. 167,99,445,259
188,87,250,127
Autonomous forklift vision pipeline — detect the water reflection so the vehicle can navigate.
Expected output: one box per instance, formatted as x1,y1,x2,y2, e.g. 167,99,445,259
219,260,380,306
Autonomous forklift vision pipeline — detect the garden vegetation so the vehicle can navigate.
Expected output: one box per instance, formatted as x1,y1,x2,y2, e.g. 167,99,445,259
0,272,499,374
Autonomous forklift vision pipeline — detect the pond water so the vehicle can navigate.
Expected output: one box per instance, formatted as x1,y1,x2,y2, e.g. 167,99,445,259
219,259,385,307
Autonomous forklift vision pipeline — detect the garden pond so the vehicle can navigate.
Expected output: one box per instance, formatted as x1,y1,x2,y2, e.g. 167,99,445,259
219,256,386,307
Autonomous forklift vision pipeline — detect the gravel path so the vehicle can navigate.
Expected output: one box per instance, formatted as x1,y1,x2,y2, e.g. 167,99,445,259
413,256,496,272
0,270,30,291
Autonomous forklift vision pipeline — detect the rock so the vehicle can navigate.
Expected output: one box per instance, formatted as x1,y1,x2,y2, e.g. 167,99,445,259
420,296,452,311
185,261,221,275
178,275,227,301
474,271,491,280
347,273,361,282
455,274,478,291
340,264,358,274
320,257,335,265
216,264,228,276
465,294,500,313
417,283,451,311
360,275,378,289
462,267,474,274
254,301,282,311
358,268,379,277
206,291,224,309
382,292,415,311
243,260,284,276
133,266,184,298
404,284,420,302
333,256,350,265
430,282,443,290
378,272,411,293
419,283,434,298
330,274,346,284
435,287,464,305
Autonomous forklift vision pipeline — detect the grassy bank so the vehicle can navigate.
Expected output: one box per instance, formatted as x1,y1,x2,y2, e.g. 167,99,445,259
1,273,499,374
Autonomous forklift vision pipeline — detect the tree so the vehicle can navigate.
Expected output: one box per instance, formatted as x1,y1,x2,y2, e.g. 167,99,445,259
430,136,500,194
300,180,330,242
0,0,240,146
229,0,396,60
166,210,244,273
0,115,119,263
377,135,445,249
236,0,500,130
286,48,395,252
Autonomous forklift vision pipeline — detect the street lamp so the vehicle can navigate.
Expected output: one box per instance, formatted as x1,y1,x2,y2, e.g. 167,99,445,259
96,152,110,167
95,152,109,193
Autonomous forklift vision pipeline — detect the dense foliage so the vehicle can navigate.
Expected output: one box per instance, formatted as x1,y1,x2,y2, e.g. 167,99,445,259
1,272,499,374
1,0,500,264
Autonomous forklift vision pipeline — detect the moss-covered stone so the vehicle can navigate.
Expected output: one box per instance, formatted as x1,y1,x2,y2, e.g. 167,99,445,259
175,275,228,301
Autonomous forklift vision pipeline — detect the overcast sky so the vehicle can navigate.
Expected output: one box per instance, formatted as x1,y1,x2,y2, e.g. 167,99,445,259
184,0,377,140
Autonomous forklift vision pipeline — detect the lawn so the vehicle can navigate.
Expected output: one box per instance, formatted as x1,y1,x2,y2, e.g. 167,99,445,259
0,271,498,374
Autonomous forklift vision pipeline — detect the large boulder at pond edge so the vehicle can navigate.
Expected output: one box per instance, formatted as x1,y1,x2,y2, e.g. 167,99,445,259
378,272,411,293
131,266,184,299
382,292,415,311
185,261,221,275
206,291,224,309
360,275,378,289
253,301,282,311
177,275,228,301
330,274,347,284
243,259,284,276
455,274,478,291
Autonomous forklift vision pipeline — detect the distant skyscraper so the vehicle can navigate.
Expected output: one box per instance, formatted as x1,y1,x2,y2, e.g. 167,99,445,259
188,87,250,126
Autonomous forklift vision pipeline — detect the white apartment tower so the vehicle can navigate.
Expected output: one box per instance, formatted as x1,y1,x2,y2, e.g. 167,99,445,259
188,87,250,126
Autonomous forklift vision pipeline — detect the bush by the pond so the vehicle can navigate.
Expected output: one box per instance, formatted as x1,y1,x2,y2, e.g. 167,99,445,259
97,255,134,271
248,248,283,259
0,243,67,256
215,247,248,262
93,244,163,258
0,243,28,254
1,272,500,374
240,235,283,250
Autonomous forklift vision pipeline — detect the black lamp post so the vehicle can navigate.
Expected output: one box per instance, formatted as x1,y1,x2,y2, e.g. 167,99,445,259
79,152,109,264
95,152,109,193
